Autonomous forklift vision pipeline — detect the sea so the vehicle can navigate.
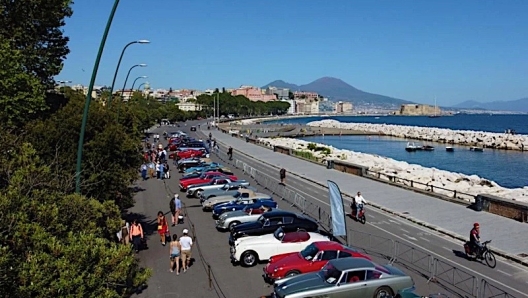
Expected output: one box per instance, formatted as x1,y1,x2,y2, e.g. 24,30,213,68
266,114,528,189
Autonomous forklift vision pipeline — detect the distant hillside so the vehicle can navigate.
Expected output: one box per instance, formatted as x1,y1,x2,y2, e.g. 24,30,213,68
452,98,528,112
262,77,414,107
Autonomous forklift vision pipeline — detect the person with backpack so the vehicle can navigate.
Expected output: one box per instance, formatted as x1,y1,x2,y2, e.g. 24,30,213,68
170,194,182,226
129,219,144,253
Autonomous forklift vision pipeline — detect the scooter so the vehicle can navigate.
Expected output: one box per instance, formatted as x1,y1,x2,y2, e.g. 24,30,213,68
463,240,496,268
350,204,366,224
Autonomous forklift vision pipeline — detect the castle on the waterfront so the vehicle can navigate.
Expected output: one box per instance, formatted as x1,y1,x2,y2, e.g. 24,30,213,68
396,104,441,116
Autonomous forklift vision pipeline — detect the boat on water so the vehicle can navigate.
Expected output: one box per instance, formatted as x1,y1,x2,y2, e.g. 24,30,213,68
470,146,484,152
405,142,420,152
422,145,435,151
446,146,454,152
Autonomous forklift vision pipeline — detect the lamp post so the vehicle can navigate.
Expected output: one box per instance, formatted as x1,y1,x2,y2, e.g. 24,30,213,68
131,76,148,92
108,39,150,105
75,0,120,194
137,82,146,90
120,64,147,98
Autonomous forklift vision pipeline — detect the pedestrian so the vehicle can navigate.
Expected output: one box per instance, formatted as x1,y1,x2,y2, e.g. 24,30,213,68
280,168,286,185
164,161,170,179
227,146,233,160
170,194,182,226
141,163,148,180
169,234,181,274
156,161,161,180
148,162,155,178
179,229,193,272
159,162,165,180
129,219,144,253
157,211,169,246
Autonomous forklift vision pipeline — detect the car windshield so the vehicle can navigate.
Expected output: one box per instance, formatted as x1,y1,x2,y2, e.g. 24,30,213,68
221,184,230,190
199,173,206,178
273,228,285,241
257,215,266,225
232,191,241,198
320,263,342,284
300,243,320,261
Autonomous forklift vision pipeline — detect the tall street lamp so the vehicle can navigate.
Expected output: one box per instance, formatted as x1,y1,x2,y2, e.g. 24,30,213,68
120,63,147,98
131,76,148,91
76,0,120,194
137,82,146,90
108,39,149,105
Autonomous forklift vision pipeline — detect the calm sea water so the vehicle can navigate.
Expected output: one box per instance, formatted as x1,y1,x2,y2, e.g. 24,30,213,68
267,115,528,188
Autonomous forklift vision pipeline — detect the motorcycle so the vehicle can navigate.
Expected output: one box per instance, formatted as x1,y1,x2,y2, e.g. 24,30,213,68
463,239,496,268
350,204,366,224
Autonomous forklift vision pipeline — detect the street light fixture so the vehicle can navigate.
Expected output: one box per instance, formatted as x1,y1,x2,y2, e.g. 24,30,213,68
120,64,147,98
108,39,150,105
137,82,146,90
76,0,120,194
131,76,148,92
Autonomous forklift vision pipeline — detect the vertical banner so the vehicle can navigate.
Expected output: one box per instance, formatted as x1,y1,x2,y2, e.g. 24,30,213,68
327,180,347,237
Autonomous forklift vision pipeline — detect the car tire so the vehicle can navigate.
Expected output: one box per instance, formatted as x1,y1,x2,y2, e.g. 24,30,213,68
196,189,203,197
373,286,394,298
285,270,300,277
228,221,241,230
241,251,258,267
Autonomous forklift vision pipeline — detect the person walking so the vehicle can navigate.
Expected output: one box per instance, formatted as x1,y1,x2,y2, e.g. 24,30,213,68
179,229,193,272
157,211,169,246
129,219,144,253
169,234,181,274
141,163,148,180
279,168,286,185
227,146,233,160
170,194,182,226
155,161,161,180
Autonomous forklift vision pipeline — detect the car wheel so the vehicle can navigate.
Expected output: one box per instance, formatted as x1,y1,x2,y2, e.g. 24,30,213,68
373,286,394,298
208,195,215,199
285,270,300,277
228,221,241,230
241,251,258,267
196,190,203,197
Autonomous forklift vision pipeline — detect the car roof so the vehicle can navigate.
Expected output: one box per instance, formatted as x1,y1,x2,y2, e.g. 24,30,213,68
329,257,374,271
314,241,351,251
262,210,297,218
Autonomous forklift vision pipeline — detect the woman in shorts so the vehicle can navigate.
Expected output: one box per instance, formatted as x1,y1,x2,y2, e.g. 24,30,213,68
169,234,181,274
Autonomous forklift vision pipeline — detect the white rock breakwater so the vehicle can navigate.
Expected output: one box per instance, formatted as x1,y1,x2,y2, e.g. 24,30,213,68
256,137,528,203
307,119,528,151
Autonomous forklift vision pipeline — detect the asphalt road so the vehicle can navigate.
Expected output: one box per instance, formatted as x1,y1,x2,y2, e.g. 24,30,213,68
191,123,528,298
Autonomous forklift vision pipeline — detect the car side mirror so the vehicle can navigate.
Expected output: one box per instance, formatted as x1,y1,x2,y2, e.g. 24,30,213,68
336,283,340,287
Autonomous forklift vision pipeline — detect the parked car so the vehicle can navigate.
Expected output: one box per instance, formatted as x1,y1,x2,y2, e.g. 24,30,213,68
212,198,277,219
272,258,415,298
230,227,329,267
202,188,271,211
263,241,371,283
229,211,318,246
180,172,237,191
169,149,206,160
177,158,204,172
215,206,273,231
183,162,222,174
183,166,233,178
199,184,256,203
187,178,248,197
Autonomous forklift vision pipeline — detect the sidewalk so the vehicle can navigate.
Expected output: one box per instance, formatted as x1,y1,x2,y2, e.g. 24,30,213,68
207,128,528,264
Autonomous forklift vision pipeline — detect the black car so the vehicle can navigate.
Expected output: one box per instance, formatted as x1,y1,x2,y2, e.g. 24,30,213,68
177,159,204,172
190,126,197,131
229,211,318,245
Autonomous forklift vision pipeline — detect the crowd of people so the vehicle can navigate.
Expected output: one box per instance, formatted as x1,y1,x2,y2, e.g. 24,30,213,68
141,143,171,180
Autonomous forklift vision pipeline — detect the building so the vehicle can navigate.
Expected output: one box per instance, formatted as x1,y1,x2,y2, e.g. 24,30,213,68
295,99,320,114
334,101,353,113
282,99,296,114
265,87,289,100
176,102,202,111
70,84,104,99
231,86,277,102
293,91,319,101
396,104,441,116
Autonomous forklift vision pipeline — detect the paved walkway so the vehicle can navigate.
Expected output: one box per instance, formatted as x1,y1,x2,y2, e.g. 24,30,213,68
207,128,528,262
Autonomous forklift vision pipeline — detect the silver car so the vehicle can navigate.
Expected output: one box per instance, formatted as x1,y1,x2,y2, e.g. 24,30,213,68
215,206,273,231
187,179,249,197
202,188,271,211
199,183,256,203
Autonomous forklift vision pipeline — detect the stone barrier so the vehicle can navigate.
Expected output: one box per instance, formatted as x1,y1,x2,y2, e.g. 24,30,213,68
475,194,528,222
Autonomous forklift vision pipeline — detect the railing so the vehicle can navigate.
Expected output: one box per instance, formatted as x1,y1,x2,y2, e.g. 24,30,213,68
219,152,518,298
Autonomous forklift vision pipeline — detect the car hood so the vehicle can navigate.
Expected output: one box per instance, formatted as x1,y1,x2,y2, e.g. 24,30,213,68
271,252,305,270
232,221,261,233
275,273,325,296
182,178,205,185
235,233,275,246
220,210,246,220
205,195,237,204
187,182,211,189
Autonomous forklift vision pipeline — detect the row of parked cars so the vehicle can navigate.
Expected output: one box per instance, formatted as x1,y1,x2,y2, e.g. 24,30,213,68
174,161,424,298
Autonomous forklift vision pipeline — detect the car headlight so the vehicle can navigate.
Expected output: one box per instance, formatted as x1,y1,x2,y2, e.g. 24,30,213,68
230,246,235,254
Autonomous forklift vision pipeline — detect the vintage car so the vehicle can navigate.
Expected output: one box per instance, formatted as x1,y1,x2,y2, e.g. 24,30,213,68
177,158,205,172
199,184,255,203
263,241,371,283
230,227,329,267
202,188,271,211
272,258,415,298
212,198,277,219
169,149,206,160
183,162,222,174
216,206,273,231
183,166,234,178
179,172,237,191
186,178,248,197
229,211,319,246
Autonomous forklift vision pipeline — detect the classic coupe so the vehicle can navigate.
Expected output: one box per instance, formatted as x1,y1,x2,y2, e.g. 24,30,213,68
183,166,234,178
183,162,222,174
177,158,205,172
212,198,277,219
186,178,248,197
215,206,273,231
263,241,371,283
169,149,206,160
199,184,256,203
179,172,237,191
230,228,329,267
202,188,271,211
272,258,415,298
229,211,319,246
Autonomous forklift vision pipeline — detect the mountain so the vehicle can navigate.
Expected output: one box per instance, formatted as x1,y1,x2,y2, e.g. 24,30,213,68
452,98,528,112
262,77,414,107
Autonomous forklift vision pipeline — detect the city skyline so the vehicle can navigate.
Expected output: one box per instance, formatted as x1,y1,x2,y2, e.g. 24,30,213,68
58,0,528,106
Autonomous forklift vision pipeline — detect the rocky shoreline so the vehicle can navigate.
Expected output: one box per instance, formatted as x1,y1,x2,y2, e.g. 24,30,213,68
254,136,528,203
307,119,528,151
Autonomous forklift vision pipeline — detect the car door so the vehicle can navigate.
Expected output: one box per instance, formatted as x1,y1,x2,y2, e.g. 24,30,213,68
333,269,367,298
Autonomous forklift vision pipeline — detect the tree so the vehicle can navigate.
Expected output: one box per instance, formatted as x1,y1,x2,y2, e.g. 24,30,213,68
0,0,73,89
0,40,47,127
222,87,226,93
288,91,294,100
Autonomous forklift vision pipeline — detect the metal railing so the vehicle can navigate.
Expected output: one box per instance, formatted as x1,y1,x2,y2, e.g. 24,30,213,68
222,154,518,298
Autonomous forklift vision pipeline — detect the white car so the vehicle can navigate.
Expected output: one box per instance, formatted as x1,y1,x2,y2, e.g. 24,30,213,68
230,228,329,267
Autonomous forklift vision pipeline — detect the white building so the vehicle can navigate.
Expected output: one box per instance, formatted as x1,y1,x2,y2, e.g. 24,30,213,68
176,102,202,111
283,99,296,114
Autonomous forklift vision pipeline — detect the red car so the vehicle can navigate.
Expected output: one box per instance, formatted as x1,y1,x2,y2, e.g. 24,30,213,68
179,172,237,191
169,149,204,160
262,241,371,283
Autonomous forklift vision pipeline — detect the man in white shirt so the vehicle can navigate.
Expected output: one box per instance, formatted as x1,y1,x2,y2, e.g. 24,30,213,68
179,229,193,272
354,191,367,214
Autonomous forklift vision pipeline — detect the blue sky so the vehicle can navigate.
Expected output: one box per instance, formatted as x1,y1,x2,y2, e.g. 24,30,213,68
58,0,528,105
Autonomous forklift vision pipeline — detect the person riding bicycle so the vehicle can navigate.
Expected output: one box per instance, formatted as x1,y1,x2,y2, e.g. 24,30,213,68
470,223,482,256
353,192,366,216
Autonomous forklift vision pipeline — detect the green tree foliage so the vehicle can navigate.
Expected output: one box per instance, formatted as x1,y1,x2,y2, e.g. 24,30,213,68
0,0,73,88
196,93,290,117
0,40,47,127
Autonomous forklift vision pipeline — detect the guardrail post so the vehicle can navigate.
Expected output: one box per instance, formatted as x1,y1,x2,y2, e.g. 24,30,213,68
318,206,321,221
427,258,437,283
453,190,457,198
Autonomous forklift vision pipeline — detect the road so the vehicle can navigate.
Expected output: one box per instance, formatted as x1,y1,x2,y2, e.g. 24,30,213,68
193,123,528,298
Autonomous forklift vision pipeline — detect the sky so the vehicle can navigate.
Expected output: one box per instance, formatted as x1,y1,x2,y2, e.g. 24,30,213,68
58,0,528,106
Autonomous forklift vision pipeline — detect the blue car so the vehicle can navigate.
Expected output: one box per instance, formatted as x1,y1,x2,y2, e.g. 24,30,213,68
212,198,277,219
184,162,222,174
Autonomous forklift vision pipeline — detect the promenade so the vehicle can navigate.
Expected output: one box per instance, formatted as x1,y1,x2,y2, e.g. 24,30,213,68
204,126,528,297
